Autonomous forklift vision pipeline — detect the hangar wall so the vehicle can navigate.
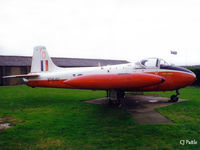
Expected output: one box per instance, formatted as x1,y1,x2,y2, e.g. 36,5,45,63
0,66,30,86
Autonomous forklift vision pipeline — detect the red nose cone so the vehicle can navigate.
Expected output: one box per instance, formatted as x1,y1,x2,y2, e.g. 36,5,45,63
180,73,196,88
188,73,196,85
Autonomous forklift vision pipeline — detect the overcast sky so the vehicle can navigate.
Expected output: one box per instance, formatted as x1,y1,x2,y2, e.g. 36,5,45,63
0,0,200,66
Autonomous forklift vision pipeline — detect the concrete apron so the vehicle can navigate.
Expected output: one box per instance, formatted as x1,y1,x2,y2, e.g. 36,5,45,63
0,117,16,130
85,95,186,124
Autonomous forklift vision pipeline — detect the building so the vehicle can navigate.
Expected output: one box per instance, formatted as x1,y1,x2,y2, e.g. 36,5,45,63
0,55,129,86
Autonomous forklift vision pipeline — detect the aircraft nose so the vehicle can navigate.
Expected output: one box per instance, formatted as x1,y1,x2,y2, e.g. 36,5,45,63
178,67,196,85
190,72,196,84
186,71,196,85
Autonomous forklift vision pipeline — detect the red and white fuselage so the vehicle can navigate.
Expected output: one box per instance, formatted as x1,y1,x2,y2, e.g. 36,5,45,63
26,46,195,92
4,46,196,92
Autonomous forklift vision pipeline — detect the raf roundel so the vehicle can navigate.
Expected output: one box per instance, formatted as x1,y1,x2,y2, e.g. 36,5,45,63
42,51,46,60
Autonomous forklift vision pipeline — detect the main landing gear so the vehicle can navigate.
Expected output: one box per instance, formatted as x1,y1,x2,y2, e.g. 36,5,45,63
169,89,179,102
106,90,125,108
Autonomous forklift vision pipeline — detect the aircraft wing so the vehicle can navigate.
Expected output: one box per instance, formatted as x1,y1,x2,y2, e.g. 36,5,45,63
3,74,39,78
63,73,165,90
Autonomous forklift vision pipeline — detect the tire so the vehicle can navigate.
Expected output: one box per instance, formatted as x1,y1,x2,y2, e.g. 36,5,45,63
169,95,179,102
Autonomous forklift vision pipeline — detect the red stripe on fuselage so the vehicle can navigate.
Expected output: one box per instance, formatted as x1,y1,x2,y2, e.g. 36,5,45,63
63,73,163,90
27,71,195,91
27,79,71,88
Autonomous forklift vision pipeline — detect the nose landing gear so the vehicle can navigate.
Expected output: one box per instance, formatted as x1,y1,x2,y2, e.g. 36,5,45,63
169,89,179,102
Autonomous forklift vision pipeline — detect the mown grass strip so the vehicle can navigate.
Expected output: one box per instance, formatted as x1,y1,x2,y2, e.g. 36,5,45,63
0,86,199,150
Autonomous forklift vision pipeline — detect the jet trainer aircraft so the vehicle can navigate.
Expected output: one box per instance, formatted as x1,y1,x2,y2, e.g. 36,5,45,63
4,46,196,105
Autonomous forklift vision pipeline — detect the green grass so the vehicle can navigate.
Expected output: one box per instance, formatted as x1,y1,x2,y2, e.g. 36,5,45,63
0,86,200,150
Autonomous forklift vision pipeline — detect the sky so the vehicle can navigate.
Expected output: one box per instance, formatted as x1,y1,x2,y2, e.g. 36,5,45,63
0,0,200,66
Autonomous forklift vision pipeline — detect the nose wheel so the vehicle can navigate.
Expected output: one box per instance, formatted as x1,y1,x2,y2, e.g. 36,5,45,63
169,89,179,102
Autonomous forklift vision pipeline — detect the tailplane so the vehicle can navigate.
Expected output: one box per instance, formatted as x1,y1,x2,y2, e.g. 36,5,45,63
3,46,58,79
31,46,59,73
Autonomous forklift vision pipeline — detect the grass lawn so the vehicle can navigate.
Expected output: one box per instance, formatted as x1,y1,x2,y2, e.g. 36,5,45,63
0,86,200,150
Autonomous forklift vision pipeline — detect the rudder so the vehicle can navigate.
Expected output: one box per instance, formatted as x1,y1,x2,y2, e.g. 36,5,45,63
31,46,58,73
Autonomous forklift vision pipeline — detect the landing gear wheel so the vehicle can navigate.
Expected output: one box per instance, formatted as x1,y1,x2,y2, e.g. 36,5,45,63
107,90,126,108
169,95,179,102
169,89,180,102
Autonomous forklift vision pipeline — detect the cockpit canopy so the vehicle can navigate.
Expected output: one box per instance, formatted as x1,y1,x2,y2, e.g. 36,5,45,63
140,58,170,68
137,57,193,74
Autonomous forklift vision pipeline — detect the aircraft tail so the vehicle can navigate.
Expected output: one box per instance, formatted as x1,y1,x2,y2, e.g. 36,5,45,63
31,46,59,73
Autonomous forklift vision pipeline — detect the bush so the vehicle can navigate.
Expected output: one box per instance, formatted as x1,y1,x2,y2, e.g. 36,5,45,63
187,67,200,86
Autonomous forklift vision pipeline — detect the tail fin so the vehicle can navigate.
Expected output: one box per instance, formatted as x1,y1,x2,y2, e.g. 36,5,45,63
31,46,59,73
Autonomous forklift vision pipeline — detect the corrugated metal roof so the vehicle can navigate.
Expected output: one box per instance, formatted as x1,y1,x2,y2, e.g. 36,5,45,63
0,55,129,67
